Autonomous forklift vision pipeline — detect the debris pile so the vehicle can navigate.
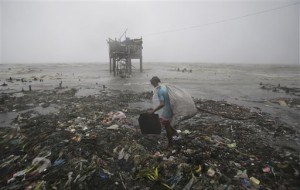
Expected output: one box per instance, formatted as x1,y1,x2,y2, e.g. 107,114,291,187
194,99,256,120
259,83,300,97
269,97,300,109
0,89,299,189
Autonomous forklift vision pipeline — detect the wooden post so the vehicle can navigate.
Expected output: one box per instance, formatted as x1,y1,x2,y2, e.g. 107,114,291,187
109,57,112,72
125,59,128,74
113,58,116,76
116,61,118,76
129,59,132,74
140,56,143,72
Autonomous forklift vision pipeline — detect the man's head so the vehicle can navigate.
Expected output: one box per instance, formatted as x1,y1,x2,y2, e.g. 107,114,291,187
150,76,161,87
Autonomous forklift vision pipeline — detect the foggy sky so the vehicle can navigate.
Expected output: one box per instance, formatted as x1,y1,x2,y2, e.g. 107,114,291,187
0,0,299,64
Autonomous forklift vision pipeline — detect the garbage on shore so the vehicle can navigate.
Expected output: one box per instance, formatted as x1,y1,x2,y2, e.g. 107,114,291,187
0,88,299,189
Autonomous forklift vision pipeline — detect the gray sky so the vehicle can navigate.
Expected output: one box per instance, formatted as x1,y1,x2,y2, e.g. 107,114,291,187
0,0,299,64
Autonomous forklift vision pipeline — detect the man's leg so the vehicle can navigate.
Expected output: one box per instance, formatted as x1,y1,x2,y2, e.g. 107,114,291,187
169,124,179,137
160,118,175,148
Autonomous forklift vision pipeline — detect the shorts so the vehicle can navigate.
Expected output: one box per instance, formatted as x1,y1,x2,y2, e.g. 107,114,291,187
159,118,171,128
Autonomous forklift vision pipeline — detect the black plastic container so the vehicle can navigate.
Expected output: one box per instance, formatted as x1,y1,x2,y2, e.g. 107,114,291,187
138,113,161,134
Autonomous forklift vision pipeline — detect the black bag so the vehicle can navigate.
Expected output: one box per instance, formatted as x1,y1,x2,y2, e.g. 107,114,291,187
138,113,161,134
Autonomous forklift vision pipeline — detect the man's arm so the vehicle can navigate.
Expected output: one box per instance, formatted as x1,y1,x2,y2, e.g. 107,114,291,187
149,101,165,114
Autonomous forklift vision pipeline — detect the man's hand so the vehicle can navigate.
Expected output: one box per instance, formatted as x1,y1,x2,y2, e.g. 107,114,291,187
148,101,164,115
148,108,154,114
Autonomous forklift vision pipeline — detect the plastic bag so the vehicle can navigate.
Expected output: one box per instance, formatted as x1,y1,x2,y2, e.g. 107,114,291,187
32,157,51,173
152,84,197,126
112,111,126,120
138,113,161,134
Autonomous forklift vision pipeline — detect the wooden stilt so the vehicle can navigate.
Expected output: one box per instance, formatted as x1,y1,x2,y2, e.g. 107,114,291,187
129,59,132,74
125,59,128,74
113,58,116,76
140,56,143,72
109,57,112,72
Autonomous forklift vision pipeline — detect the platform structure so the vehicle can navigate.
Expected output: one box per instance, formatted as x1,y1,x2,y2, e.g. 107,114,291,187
107,37,143,77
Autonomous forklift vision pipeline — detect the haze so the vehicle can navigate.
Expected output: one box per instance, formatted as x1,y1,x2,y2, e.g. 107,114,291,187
0,0,299,64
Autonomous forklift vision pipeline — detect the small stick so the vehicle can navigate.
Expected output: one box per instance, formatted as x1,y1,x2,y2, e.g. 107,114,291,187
119,173,126,189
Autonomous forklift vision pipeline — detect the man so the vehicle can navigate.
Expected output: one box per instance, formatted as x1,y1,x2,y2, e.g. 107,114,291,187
148,76,178,149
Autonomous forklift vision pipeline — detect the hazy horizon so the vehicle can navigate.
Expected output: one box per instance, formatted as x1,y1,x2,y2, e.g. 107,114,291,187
1,61,299,66
1,0,299,64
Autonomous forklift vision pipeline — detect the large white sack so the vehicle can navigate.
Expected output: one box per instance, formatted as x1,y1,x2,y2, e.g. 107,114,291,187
152,84,197,126
167,84,197,126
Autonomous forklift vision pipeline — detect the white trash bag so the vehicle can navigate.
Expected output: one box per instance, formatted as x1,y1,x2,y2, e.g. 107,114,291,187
153,84,197,126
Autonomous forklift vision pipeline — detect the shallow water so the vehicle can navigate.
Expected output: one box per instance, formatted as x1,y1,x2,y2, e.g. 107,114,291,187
0,62,299,128
0,104,59,127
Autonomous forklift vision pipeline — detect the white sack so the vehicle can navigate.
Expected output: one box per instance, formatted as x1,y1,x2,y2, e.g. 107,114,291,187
152,84,197,126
